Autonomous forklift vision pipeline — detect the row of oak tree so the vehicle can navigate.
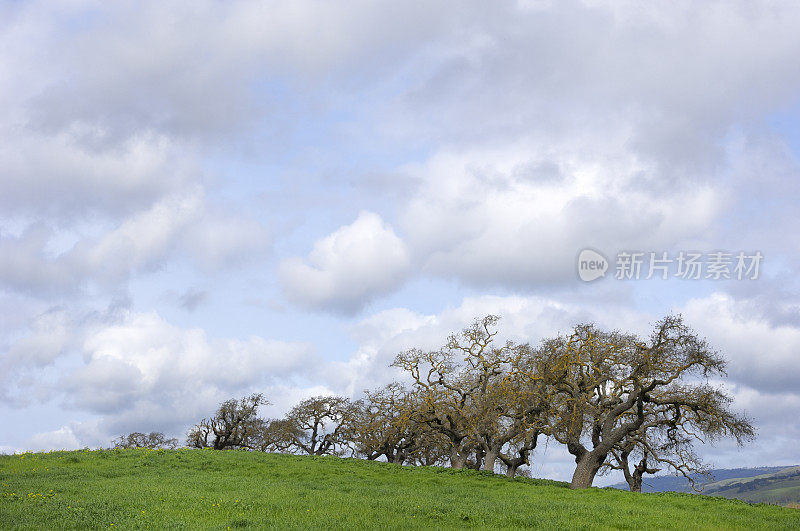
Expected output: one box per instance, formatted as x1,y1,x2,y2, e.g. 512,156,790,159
121,315,754,490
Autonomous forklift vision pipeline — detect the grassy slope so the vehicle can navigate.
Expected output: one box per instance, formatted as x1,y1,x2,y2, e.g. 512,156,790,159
1,450,798,530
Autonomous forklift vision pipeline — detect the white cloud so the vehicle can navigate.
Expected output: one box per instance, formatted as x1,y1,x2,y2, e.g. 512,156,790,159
380,1,800,293
28,426,82,452
0,309,318,443
0,128,195,220
280,212,411,313
79,190,205,283
63,311,315,422
394,2,800,160
8,0,455,146
692,384,800,470
6,308,72,367
401,140,722,288
0,189,271,296
680,292,800,394
0,306,77,406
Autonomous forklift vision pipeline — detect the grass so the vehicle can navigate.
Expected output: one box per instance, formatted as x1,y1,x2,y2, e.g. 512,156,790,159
1,449,798,529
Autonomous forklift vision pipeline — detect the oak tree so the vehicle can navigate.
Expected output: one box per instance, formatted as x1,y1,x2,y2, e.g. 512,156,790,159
545,316,753,489
112,431,178,450
284,396,354,455
187,393,268,450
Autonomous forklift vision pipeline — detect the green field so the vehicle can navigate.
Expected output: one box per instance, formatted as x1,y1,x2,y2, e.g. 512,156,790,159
1,449,798,529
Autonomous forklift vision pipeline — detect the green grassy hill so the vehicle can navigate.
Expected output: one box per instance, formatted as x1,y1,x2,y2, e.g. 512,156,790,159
1,449,798,530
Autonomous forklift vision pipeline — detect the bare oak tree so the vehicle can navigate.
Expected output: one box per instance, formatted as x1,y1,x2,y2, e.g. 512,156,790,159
249,418,302,453
545,316,753,489
284,396,354,455
393,316,550,474
602,383,754,492
112,432,178,450
348,383,424,464
187,393,268,450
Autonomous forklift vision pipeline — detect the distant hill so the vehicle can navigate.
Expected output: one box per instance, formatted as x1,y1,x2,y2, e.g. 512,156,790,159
703,466,800,506
610,466,800,506
610,466,793,493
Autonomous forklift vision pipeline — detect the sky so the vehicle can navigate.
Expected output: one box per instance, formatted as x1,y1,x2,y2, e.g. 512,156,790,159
2,0,800,485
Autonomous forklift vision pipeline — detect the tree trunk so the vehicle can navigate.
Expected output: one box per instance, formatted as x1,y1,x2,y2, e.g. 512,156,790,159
482,448,499,472
499,431,538,479
629,454,655,493
469,447,484,470
450,447,467,469
630,471,643,493
619,450,635,491
570,454,603,489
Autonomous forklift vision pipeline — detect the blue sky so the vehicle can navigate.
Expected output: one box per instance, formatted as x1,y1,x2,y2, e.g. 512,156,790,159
2,0,800,484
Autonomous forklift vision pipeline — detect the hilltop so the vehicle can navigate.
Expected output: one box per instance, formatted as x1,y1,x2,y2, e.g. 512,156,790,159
1,449,798,529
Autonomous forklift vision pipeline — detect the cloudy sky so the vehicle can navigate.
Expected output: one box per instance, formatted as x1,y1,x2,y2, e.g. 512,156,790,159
2,0,800,484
